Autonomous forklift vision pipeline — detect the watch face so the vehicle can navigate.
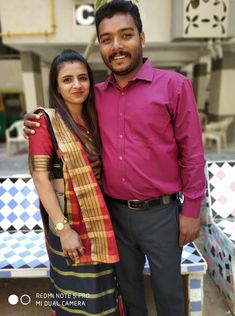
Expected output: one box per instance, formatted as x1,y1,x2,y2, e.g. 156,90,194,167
56,222,64,231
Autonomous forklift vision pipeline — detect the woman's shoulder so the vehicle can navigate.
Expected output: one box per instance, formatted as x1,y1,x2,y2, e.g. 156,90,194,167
33,112,48,128
34,108,57,127
35,107,56,118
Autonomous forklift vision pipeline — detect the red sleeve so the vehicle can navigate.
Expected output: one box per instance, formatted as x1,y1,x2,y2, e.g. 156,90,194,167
28,114,53,156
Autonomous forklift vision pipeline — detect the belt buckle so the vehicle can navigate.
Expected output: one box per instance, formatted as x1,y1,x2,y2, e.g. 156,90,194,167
127,200,139,209
127,200,148,210
161,195,171,205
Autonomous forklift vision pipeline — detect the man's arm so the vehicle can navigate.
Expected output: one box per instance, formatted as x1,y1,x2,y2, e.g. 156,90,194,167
23,111,42,137
172,77,206,246
179,216,200,246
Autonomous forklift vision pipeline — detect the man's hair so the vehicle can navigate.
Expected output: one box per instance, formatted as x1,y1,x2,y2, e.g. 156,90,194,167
95,0,142,37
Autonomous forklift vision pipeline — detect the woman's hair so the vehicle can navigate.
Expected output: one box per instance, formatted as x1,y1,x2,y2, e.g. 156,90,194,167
49,49,101,154
95,0,142,37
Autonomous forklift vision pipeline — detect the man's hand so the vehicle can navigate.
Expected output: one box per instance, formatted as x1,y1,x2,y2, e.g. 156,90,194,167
179,215,201,247
23,111,42,138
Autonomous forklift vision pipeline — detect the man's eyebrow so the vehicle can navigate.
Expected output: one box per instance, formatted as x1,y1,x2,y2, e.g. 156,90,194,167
99,27,135,38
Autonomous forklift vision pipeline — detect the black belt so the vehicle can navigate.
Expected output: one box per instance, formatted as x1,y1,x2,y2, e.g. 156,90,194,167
110,193,177,210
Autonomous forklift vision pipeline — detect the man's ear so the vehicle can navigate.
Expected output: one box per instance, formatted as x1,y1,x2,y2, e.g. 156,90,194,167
140,32,145,48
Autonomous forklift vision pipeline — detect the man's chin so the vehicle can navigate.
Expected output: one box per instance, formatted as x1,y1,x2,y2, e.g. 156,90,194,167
111,66,132,76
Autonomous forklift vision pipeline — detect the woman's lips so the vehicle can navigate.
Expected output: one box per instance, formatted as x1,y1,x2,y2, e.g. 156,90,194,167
72,91,83,96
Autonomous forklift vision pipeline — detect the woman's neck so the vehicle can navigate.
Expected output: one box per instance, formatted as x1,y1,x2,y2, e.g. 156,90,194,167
66,103,86,126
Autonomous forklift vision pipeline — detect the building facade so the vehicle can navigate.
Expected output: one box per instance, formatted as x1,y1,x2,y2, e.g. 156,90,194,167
0,0,235,141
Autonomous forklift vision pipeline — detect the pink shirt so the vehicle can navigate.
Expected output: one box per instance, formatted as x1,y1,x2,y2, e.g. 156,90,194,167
95,59,206,218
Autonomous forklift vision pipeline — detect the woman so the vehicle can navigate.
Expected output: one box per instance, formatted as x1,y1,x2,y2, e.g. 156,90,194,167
28,49,120,316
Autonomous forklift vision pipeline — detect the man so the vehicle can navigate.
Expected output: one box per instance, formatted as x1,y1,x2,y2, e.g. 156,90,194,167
24,1,205,315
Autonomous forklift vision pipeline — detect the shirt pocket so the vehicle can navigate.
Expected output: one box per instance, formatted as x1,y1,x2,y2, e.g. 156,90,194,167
126,103,171,143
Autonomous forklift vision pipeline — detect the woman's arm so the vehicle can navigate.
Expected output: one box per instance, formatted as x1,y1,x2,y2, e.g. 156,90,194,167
28,114,84,259
33,171,84,259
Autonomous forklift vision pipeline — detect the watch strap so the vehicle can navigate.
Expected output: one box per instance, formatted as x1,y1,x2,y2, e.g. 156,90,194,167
55,217,68,231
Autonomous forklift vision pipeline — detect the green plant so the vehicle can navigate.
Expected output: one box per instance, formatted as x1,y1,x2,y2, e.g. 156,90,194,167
189,0,210,10
96,0,139,10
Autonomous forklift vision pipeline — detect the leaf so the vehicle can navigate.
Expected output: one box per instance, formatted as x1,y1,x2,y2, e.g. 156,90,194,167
203,0,209,2
185,24,190,34
186,2,191,12
223,2,227,12
83,31,97,60
186,16,191,22
95,0,108,10
201,19,210,22
193,23,199,27
213,15,219,22
221,24,226,34
96,0,139,10
192,15,199,21
212,24,218,27
221,16,226,22
191,0,200,9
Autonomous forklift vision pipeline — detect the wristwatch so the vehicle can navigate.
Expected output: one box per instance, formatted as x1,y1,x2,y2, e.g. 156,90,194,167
55,217,68,232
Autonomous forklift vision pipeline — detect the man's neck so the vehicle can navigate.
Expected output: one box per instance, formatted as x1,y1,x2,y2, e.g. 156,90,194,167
113,61,144,89
114,75,132,89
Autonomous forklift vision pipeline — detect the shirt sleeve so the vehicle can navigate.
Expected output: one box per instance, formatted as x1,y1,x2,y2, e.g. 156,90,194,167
173,78,206,218
28,114,53,172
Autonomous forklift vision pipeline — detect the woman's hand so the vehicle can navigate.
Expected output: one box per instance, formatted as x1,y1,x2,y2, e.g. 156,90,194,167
59,225,84,260
23,111,42,138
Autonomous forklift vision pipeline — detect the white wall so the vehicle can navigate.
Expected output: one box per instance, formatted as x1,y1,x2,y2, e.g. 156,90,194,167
0,60,23,92
219,69,235,115
41,62,50,107
139,0,172,43
0,0,172,46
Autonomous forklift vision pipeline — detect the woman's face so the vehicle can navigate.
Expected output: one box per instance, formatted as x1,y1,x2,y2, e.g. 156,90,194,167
57,61,90,109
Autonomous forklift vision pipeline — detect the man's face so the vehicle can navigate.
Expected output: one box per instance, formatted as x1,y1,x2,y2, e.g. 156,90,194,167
98,12,145,77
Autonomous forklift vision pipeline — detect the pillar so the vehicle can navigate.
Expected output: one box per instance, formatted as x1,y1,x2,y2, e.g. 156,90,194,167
209,52,235,143
21,52,44,112
192,63,208,111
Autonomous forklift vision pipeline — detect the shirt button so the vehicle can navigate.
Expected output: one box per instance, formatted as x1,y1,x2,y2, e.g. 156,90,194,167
121,92,125,95
120,112,123,116
119,134,123,138
119,156,123,160
122,178,126,182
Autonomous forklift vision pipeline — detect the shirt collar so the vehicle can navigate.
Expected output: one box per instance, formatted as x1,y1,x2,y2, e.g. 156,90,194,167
104,58,154,88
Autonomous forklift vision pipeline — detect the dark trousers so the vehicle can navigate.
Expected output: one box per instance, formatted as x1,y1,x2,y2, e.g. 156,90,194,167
106,197,185,316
